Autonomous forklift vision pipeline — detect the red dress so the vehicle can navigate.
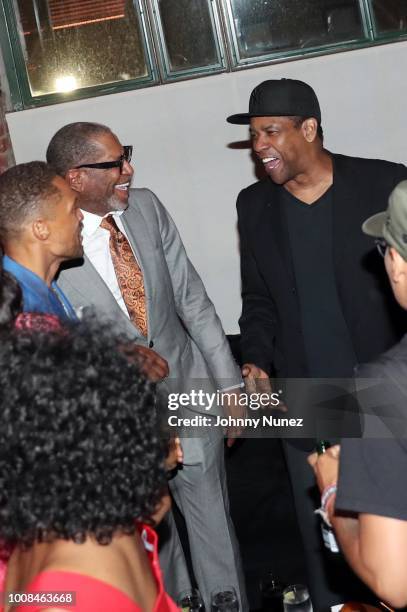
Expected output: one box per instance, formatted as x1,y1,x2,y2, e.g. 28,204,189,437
0,525,179,612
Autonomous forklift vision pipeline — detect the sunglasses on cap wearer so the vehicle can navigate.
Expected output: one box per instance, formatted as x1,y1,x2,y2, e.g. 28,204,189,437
74,145,133,173
375,238,388,258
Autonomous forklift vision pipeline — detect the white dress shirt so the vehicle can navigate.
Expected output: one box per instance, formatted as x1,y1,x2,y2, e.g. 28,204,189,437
81,209,135,319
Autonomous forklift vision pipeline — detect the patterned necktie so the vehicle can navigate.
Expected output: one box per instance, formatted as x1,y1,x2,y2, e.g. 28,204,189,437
100,215,148,336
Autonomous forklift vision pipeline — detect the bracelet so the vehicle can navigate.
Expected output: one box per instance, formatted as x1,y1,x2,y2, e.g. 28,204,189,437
218,382,245,393
321,484,337,513
315,484,337,527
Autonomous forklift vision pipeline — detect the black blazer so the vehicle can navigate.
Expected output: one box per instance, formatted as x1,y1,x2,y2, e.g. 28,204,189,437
237,153,407,377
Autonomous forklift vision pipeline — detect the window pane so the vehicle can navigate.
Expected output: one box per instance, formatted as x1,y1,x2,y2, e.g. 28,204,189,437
228,0,364,60
15,0,150,96
371,0,407,35
156,0,219,71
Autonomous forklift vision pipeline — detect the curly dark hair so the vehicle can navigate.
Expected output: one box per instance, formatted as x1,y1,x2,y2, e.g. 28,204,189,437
0,322,167,549
46,122,112,176
0,162,60,242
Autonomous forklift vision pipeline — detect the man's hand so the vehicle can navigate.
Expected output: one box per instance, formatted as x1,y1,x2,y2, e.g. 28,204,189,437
242,362,272,395
241,363,269,380
121,344,169,382
241,363,287,411
166,437,183,470
221,387,246,448
308,444,340,493
151,490,172,526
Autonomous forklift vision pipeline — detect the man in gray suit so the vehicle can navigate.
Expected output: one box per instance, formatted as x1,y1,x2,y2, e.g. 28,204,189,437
47,122,247,610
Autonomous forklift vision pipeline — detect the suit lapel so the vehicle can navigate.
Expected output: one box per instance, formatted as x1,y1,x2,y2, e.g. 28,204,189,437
331,154,362,282
332,154,348,268
60,255,141,337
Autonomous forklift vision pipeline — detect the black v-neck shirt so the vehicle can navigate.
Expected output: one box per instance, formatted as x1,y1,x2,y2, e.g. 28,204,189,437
283,187,357,377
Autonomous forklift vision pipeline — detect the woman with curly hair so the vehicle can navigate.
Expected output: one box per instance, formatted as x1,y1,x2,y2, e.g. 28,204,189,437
0,323,180,612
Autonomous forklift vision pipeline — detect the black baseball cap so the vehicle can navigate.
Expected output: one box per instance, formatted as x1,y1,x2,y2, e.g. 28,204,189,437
227,78,321,125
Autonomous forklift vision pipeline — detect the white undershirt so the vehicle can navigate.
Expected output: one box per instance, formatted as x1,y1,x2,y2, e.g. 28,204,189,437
81,209,133,318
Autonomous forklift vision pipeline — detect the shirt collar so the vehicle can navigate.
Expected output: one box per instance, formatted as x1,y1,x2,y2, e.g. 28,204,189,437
3,255,48,291
81,209,125,238
3,254,64,293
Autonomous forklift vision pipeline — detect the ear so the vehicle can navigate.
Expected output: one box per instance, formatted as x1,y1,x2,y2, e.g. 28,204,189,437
387,246,406,282
66,168,85,193
301,118,318,143
32,218,51,242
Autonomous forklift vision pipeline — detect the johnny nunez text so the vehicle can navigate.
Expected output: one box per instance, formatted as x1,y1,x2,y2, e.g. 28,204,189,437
168,415,304,428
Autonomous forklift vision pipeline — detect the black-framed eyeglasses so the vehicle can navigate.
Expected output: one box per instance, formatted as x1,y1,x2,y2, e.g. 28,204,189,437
375,238,388,258
74,145,133,173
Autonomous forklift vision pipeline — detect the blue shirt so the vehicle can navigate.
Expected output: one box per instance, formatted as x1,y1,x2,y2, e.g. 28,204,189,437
3,255,78,322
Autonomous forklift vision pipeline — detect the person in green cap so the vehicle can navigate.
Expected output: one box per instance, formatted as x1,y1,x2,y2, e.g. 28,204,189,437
309,179,407,609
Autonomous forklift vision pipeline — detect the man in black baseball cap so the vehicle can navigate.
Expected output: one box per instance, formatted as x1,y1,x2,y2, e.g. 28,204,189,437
227,78,321,125
228,78,326,188
230,78,407,610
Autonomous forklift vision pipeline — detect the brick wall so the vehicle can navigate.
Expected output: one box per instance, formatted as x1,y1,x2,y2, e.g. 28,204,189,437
0,94,14,174
0,42,15,175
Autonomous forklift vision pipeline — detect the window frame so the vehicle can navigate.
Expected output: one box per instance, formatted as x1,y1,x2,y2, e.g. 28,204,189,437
0,0,158,109
221,0,375,69
1,0,407,111
149,0,227,81
365,0,407,41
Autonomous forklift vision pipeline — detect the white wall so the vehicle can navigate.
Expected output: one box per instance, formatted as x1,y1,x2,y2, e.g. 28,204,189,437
6,41,407,332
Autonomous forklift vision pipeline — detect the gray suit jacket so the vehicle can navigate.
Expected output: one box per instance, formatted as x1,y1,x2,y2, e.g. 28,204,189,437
58,188,241,418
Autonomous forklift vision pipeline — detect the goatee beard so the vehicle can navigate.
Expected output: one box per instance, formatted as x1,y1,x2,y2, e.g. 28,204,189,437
106,193,127,212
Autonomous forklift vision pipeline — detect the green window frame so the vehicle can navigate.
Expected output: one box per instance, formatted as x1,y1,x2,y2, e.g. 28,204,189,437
0,0,157,110
222,0,369,67
367,0,407,41
1,0,406,111
149,0,227,80
222,0,406,69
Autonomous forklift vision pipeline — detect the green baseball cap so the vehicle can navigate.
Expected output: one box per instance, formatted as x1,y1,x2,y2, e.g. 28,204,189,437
362,179,407,261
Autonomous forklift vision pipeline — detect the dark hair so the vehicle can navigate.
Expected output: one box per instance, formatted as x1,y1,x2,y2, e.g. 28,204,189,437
46,122,112,176
0,323,167,549
0,251,22,330
0,162,59,242
291,116,324,143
